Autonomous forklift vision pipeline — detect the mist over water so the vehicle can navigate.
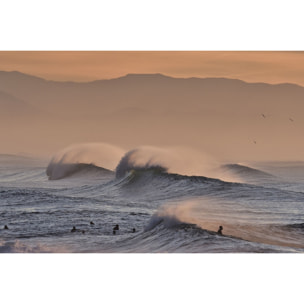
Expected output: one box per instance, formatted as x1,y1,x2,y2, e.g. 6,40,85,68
46,143,125,180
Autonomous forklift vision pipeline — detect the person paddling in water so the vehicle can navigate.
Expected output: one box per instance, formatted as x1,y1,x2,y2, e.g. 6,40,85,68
217,226,223,235
113,224,119,235
113,224,119,231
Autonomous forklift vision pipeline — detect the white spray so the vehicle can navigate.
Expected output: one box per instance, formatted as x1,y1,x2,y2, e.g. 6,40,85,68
46,142,125,180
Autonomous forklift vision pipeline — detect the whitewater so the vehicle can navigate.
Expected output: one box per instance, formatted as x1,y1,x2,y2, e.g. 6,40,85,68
1,143,304,253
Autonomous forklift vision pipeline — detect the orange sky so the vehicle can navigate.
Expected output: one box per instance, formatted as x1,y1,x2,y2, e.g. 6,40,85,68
0,51,303,85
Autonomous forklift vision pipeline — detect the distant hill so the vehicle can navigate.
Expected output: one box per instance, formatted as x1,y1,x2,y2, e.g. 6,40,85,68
1,71,304,119
1,70,304,160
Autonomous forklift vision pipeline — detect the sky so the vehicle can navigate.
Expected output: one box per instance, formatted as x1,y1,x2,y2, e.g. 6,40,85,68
0,51,304,85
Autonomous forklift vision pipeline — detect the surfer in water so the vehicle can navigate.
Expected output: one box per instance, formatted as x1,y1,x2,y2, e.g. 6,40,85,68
113,224,119,231
4,225,8,230
71,226,77,232
113,224,119,235
217,226,223,235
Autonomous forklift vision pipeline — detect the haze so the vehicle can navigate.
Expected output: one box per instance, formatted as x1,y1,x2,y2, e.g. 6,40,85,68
0,51,304,162
1,51,304,85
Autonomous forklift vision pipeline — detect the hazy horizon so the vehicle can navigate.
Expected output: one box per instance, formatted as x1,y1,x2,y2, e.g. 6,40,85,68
3,68,304,86
1,51,304,85
1,51,304,165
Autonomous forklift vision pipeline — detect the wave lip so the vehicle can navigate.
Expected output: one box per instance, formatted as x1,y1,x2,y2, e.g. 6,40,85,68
46,143,124,180
144,212,189,232
115,147,169,179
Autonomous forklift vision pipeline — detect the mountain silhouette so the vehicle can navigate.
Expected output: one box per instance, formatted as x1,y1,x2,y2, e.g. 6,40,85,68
1,70,304,160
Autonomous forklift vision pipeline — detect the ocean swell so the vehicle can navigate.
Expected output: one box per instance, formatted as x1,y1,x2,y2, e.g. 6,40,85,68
221,163,274,180
46,162,113,180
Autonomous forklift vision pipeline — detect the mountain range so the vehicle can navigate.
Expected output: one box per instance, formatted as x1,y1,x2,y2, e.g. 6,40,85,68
0,70,304,160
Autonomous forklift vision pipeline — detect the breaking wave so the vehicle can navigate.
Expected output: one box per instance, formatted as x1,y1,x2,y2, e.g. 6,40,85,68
115,145,218,179
46,144,277,185
144,202,199,231
46,143,124,180
116,150,168,179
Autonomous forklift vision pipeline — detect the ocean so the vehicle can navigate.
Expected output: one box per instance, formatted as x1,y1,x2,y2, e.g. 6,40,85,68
1,146,304,253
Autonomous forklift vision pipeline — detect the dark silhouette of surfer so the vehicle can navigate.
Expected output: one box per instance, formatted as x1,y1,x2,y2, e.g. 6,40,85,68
113,224,119,235
71,226,77,232
90,221,95,225
4,225,8,230
113,224,119,231
132,228,136,233
217,226,223,235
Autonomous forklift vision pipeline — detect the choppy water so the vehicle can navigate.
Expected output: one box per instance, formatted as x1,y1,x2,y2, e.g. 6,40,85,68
1,148,304,253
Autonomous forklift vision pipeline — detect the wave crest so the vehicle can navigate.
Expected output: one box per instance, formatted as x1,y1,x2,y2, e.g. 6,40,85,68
115,147,169,178
144,202,199,231
46,143,124,180
115,146,217,179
